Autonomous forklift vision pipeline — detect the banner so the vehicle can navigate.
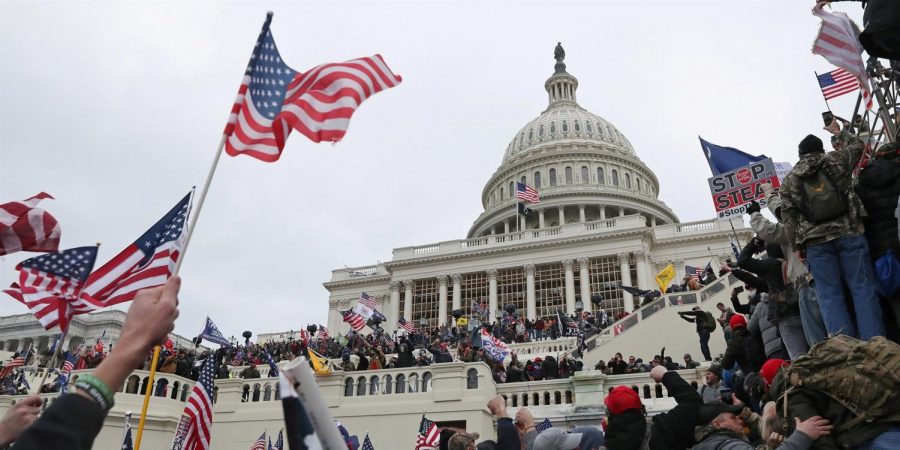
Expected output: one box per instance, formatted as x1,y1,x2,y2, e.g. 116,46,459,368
773,162,793,181
708,157,780,218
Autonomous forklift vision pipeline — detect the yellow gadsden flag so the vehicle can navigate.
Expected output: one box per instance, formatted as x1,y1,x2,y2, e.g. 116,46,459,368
307,348,333,376
655,264,676,293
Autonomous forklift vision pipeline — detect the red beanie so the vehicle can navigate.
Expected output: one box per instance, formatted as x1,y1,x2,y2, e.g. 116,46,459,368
729,314,747,329
760,358,788,386
604,386,642,415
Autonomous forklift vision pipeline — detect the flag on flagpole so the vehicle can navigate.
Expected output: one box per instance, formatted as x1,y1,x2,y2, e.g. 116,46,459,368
358,292,378,309
122,414,134,450
316,325,329,340
273,429,283,450
699,137,767,176
812,3,872,109
0,350,28,380
4,246,99,332
0,192,61,256
306,348,332,376
199,317,231,347
262,348,279,377
81,193,191,312
415,415,440,450
480,329,511,362
342,310,366,331
535,418,553,434
249,431,266,450
817,68,860,100
58,353,76,393
353,295,375,320
397,317,415,333
684,265,704,281
171,356,218,450
224,13,402,162
515,182,540,203
655,264,676,294
49,333,62,353
361,433,375,450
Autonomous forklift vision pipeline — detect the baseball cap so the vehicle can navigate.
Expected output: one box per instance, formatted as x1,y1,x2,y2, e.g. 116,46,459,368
533,428,582,450
604,386,642,415
698,402,744,424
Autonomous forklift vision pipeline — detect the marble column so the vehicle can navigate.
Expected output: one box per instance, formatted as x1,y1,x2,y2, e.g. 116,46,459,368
538,209,545,228
599,205,606,220
558,206,565,226
451,274,461,312
619,206,625,217
525,264,536,320
650,216,657,227
618,252,634,312
578,257,592,313
635,250,649,290
563,259,576,315
578,204,586,222
438,275,448,326
390,281,401,331
504,220,510,234
487,269,498,322
403,280,414,323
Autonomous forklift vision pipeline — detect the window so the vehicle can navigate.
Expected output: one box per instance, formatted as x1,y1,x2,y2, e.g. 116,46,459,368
460,273,489,319
369,376,380,395
497,268,526,320
509,182,514,198
408,374,419,393
589,256,626,318
534,171,542,189
467,369,479,389
412,278,440,329
565,166,573,184
636,177,642,192
549,122,556,135
396,375,406,394
356,377,366,396
535,263,566,318
528,129,533,142
612,170,619,186
562,121,568,133
585,121,593,133
520,176,526,185
549,168,557,187
574,121,581,132
625,173,631,189
597,168,605,185
538,125,544,138
422,372,432,392
383,375,393,394
499,187,503,200
581,166,589,183
597,123,604,137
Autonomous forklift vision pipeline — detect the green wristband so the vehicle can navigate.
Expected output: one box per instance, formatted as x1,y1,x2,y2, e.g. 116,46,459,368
73,374,115,411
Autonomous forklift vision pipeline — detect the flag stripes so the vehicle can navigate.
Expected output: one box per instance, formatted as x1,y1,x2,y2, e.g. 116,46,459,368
0,192,61,256
817,68,859,100
812,4,872,109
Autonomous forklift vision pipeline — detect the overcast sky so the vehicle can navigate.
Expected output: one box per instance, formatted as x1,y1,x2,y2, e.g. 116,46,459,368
0,1,866,340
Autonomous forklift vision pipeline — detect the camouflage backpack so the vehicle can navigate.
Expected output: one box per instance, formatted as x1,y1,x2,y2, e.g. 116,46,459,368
781,335,900,430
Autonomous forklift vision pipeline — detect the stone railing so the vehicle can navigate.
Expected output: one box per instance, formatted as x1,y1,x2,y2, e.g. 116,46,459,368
394,215,648,260
481,184,675,217
653,218,747,240
328,264,389,282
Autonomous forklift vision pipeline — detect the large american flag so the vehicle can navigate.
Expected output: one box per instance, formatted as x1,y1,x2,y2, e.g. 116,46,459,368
317,324,329,340
812,4,872,109
171,356,217,450
0,351,28,380
515,182,540,203
224,13,402,162
397,317,415,333
342,310,366,331
415,416,439,450
359,292,378,309
817,68,859,100
0,192,61,256
5,246,99,331
79,193,190,312
249,432,266,450
684,265,705,281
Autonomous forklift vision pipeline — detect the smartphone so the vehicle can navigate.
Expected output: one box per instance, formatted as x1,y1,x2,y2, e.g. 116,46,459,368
822,111,835,126
734,286,745,293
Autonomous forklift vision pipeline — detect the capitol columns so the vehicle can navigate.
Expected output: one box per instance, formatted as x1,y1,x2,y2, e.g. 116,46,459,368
578,257,591,313
487,268,499,322
403,280,414,324
451,273,462,312
618,252,634,312
563,259,576,315
599,204,606,220
634,250,649,290
538,209,545,229
578,204,586,223
558,206,565,226
328,299,341,332
438,275,449,326
389,281,401,331
525,264,536,320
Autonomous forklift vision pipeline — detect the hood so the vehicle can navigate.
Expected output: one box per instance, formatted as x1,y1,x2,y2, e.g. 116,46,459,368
793,153,827,177
859,159,899,189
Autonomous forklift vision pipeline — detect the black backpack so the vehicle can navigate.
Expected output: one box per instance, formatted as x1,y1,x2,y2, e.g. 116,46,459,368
797,165,848,223
699,311,717,332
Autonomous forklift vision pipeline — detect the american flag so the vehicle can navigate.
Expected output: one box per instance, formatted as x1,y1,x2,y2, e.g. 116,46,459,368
262,348,279,377
812,4,872,109
817,68,859,100
0,351,28,380
199,317,231,347
684,265,704,281
122,418,134,450
58,353,76,393
223,13,402,162
415,416,440,450
342,310,366,331
270,430,283,450
4,246,99,332
397,317,416,333
249,432,266,450
362,433,375,450
317,325,329,340
359,292,378,309
0,192,61,256
171,356,218,450
516,182,540,203
536,418,553,434
81,193,190,313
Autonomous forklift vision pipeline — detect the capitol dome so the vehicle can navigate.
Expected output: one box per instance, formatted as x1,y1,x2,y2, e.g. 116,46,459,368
469,44,679,238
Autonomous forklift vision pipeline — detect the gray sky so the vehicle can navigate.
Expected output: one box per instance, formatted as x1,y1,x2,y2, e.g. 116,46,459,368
0,1,866,340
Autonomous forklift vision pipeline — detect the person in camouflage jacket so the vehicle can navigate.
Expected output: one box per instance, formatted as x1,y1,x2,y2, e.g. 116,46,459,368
779,121,884,340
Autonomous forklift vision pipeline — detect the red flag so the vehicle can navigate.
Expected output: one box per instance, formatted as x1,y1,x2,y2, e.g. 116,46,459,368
0,192,61,256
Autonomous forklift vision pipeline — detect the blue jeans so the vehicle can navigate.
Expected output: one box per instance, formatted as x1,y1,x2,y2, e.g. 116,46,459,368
797,281,828,346
806,234,885,340
854,426,900,450
698,330,712,361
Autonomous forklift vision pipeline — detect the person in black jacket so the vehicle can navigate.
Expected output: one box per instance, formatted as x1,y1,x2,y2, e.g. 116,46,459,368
10,276,181,450
678,307,715,361
486,395,522,450
540,355,558,380
720,314,764,374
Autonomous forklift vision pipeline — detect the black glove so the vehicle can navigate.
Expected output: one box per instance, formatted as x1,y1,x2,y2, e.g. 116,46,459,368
745,200,761,215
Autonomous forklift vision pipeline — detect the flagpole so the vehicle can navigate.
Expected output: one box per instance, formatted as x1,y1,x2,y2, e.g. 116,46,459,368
32,331,66,394
134,345,161,450
814,71,832,112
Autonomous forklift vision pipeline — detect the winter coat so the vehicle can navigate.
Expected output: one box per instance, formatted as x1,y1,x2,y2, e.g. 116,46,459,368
855,156,900,259
737,243,800,321
781,133,867,249
750,192,810,283
746,295,786,359
720,327,764,374
541,356,559,380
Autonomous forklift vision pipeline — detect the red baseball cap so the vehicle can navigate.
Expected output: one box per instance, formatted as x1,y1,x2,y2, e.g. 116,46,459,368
604,386,642,415
759,358,788,386
729,314,747,329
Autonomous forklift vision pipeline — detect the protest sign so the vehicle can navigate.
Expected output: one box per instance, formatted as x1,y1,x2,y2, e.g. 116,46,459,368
708,157,780,218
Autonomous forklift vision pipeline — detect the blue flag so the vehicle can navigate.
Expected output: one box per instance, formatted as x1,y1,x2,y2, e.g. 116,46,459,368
699,136,767,176
536,417,553,433
199,317,232,347
263,348,279,377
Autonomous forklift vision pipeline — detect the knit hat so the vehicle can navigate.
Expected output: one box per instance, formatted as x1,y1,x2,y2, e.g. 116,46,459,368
798,134,824,156
604,386,642,415
729,314,747,329
707,365,723,379
698,402,744,424
760,358,788,386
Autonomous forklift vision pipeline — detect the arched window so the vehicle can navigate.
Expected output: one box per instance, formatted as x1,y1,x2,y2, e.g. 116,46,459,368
528,129,533,142
597,168,605,185
566,391,574,403
356,377,366,396
574,121,581,132
509,181,514,198
396,374,406,394
562,121,568,133
544,392,551,405
466,369,479,389
580,166,589,183
126,375,140,394
520,176,527,185
538,125,544,138
565,166,573,184
369,376,380,395
252,383,261,402
549,169,557,187
155,379,169,398
263,383,272,401
422,372,433,392
182,384,191,402
408,374,419,393
383,375,393,394
171,381,181,400
532,393,540,405
555,391,562,404
636,177,642,192
534,171,542,189
585,121,593,133
597,123,604,136
643,385,652,399
549,122,556,135
625,173,631,189
499,187,503,200
612,170,619,186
